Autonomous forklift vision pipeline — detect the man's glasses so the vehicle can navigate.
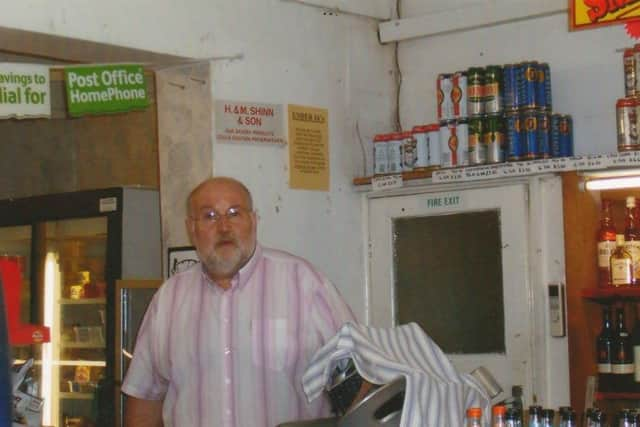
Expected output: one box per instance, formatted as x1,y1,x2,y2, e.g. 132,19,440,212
191,206,252,226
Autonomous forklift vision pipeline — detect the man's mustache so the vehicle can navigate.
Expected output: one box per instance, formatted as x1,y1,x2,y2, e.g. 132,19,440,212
215,234,238,247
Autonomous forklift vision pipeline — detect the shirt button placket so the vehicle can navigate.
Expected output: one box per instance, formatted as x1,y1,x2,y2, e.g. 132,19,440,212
221,292,234,427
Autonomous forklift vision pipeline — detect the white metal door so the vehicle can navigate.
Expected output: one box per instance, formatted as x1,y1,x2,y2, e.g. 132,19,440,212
368,183,532,400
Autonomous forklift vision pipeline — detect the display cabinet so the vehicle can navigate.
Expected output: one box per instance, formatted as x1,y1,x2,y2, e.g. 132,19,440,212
564,171,640,415
0,187,161,427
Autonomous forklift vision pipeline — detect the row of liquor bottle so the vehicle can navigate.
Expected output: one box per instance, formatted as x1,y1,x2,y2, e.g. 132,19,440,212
437,62,552,122
596,305,640,391
465,404,584,427
597,197,640,288
372,113,574,175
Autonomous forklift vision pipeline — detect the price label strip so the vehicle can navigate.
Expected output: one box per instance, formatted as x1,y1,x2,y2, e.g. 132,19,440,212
429,153,628,185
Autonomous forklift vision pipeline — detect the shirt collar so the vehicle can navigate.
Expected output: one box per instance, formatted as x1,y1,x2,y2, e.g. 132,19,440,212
200,243,262,292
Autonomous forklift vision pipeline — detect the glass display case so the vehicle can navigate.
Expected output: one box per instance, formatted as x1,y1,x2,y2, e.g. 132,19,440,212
0,187,161,427
45,217,107,426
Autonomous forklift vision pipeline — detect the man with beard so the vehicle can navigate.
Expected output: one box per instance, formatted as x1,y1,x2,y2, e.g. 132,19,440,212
122,177,355,427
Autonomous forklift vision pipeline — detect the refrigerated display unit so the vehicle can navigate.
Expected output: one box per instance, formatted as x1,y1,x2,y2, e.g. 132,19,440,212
0,187,161,427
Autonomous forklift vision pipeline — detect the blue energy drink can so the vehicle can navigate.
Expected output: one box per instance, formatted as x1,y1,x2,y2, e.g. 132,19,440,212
503,64,520,112
551,114,574,157
559,114,573,157
519,62,538,110
536,110,551,158
522,110,538,159
504,111,522,161
535,63,552,112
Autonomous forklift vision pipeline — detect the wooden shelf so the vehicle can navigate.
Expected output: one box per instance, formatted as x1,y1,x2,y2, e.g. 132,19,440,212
60,392,94,400
353,169,434,185
61,342,105,349
581,287,640,302
59,298,106,305
596,392,640,400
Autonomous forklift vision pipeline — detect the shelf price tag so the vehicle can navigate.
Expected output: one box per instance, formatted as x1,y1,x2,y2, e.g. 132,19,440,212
572,154,608,171
371,174,403,191
571,155,588,170
550,157,572,172
609,152,634,167
496,163,519,177
514,161,535,176
532,159,553,173
583,154,608,170
628,151,640,166
464,166,500,181
432,168,464,183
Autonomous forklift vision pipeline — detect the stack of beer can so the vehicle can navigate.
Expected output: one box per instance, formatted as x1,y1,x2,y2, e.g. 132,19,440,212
371,61,575,176
373,127,443,175
437,61,574,168
619,45,640,152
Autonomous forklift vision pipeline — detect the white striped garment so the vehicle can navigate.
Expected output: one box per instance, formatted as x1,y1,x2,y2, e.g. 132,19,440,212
121,244,355,427
302,323,490,427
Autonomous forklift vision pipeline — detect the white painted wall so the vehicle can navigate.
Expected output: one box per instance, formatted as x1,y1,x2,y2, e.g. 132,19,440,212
396,3,630,156
0,0,396,320
207,5,396,320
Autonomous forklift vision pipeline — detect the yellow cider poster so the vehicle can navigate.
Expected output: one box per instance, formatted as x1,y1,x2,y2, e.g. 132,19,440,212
288,104,329,191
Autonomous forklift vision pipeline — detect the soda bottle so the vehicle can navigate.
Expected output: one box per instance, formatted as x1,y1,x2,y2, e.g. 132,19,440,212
492,405,507,427
467,407,483,427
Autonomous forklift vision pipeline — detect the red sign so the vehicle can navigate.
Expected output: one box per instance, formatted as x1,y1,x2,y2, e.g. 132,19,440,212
0,257,50,345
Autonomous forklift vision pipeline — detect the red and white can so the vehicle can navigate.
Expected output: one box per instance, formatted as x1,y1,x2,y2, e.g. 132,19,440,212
437,74,454,121
634,44,640,96
440,120,468,167
412,126,429,169
625,48,637,98
387,132,404,173
617,97,640,151
373,133,390,175
401,131,417,172
427,124,441,167
412,124,441,169
452,71,468,119
456,119,469,166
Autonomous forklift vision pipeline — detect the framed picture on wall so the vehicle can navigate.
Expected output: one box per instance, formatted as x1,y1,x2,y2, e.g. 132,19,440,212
167,246,199,277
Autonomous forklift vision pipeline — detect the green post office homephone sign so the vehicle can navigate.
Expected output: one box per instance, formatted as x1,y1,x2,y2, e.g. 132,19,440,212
64,64,149,117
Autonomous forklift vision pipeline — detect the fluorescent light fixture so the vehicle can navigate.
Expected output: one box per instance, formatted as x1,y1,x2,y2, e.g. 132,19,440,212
42,252,60,426
585,176,640,191
41,253,56,426
582,168,640,191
